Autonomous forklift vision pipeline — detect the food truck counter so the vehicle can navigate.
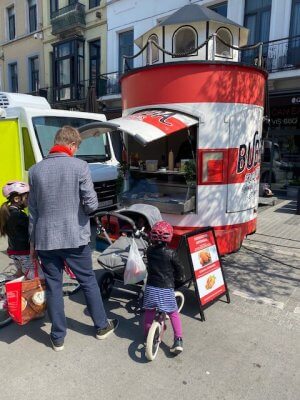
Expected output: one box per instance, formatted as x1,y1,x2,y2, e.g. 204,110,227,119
121,168,196,214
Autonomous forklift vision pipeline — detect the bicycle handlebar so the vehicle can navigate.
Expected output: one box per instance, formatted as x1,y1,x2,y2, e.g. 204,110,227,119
93,211,137,232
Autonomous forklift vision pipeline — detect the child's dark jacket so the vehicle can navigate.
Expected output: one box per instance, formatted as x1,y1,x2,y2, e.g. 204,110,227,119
6,207,30,254
146,243,185,289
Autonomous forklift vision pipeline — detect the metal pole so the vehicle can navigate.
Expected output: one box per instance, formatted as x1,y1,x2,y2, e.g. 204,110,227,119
148,40,152,65
258,42,263,67
122,57,126,74
212,34,216,61
269,130,274,188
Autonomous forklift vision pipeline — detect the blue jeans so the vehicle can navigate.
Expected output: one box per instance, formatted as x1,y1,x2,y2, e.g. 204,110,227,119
38,245,108,341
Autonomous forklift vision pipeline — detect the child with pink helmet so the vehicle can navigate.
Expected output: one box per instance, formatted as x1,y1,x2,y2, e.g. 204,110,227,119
143,220,185,355
0,181,43,278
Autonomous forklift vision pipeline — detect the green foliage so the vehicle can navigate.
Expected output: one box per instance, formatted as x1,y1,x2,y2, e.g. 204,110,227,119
116,161,129,194
184,160,196,184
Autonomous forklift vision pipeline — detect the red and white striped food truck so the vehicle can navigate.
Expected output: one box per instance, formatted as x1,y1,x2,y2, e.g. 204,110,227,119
102,4,267,255
110,62,267,255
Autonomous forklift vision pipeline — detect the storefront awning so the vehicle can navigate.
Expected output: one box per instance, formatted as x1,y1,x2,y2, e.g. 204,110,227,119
110,110,198,145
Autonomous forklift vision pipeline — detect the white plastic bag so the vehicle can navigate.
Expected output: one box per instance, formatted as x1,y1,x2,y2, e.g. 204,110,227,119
124,239,147,285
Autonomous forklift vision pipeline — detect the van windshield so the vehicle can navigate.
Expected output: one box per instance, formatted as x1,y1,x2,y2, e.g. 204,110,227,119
32,116,110,162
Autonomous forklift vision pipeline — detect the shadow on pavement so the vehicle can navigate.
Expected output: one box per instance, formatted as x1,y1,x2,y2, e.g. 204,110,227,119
222,247,300,300
0,317,49,347
274,200,297,214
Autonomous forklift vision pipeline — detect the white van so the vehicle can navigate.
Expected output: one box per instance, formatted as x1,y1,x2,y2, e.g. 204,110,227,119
0,92,119,208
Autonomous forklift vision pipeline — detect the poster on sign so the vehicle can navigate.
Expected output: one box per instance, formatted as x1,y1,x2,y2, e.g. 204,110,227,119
185,227,230,321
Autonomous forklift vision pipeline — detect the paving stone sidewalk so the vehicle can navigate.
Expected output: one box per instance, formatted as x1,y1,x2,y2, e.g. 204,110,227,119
222,198,300,316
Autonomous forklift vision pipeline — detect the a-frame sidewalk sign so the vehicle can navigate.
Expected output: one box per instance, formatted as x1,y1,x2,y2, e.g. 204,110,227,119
177,227,230,321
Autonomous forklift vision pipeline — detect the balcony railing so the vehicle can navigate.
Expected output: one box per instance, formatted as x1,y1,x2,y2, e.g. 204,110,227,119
242,35,300,73
51,2,86,37
30,36,300,105
28,74,121,107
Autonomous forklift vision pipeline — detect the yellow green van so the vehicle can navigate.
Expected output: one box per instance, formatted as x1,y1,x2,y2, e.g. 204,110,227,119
0,92,119,207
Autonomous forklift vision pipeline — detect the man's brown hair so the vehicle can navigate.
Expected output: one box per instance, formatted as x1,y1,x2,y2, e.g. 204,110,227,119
54,126,82,147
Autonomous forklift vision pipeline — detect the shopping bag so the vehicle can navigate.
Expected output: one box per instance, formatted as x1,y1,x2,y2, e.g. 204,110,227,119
5,260,46,325
124,239,147,285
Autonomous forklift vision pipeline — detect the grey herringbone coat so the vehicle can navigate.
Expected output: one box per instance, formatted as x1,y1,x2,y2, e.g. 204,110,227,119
28,153,98,250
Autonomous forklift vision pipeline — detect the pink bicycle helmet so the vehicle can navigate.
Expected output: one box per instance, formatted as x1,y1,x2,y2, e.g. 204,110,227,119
2,181,29,199
150,221,173,243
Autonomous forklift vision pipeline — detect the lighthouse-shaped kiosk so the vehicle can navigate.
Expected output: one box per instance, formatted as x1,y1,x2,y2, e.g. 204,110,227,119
110,4,267,255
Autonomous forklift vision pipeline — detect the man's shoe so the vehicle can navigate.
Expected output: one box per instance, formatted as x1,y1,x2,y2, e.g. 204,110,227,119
50,337,64,352
170,337,183,355
96,319,119,340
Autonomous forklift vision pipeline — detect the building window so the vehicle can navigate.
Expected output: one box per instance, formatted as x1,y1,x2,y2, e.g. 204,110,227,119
146,34,159,65
9,63,18,92
53,39,85,102
173,26,197,57
209,2,228,17
50,0,59,17
28,0,37,32
244,0,272,45
288,0,300,65
243,0,272,64
119,30,134,72
29,56,39,92
215,27,233,58
89,39,101,95
89,0,100,9
7,6,15,40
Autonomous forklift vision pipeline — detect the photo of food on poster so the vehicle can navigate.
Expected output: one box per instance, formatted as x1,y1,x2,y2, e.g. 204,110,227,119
195,268,226,305
187,229,227,307
190,244,219,270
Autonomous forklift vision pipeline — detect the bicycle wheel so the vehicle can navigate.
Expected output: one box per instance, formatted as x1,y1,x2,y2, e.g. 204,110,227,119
0,281,12,328
98,271,114,300
62,270,81,296
145,321,162,361
175,291,185,313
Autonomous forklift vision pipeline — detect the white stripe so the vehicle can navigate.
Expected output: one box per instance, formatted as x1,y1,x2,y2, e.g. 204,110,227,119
232,289,285,310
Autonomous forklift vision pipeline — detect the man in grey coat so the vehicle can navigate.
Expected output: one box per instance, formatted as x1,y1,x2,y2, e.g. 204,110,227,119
29,126,118,351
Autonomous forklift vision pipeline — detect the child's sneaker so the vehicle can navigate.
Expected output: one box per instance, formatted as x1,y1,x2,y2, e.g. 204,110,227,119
170,337,183,355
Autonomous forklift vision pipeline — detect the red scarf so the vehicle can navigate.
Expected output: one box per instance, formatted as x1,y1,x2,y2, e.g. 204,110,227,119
49,144,73,157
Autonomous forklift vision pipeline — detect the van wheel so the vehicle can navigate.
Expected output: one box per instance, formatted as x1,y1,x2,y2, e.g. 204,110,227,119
98,271,114,300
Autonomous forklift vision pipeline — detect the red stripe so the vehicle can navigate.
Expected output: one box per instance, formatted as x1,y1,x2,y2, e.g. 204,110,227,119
200,284,226,305
187,230,215,252
197,148,261,185
170,219,257,255
227,148,260,183
195,261,220,279
121,63,267,110
198,149,228,185
127,113,187,134
7,249,30,256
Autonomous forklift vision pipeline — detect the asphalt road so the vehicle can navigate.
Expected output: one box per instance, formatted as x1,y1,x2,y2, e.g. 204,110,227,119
0,200,299,400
